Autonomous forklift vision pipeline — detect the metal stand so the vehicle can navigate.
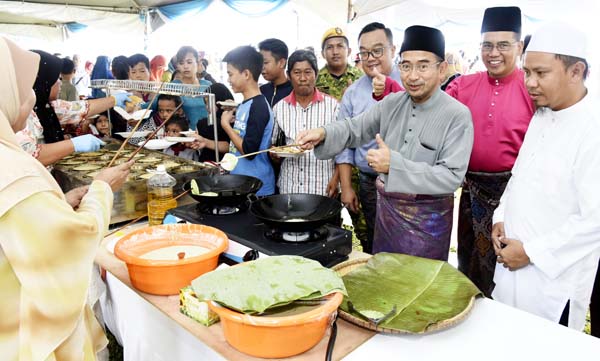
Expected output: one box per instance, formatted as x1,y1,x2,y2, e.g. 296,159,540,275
90,80,220,161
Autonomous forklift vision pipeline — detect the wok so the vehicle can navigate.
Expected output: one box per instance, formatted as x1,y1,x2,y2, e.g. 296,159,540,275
250,194,343,232
183,175,262,207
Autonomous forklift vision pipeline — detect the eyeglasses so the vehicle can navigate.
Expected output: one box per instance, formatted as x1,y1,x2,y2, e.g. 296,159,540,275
480,41,518,53
357,46,390,61
399,62,441,73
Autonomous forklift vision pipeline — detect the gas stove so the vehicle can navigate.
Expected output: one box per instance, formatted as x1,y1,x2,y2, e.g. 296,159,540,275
166,203,352,267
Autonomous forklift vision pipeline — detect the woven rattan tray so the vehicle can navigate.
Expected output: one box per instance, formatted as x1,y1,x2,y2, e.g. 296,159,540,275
332,257,476,334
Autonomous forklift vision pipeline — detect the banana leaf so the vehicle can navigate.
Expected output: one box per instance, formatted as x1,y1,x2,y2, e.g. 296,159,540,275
340,253,481,333
191,255,346,314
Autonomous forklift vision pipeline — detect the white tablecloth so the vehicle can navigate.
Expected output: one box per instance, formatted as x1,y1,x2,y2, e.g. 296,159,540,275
101,273,225,361
346,298,600,360
101,271,600,361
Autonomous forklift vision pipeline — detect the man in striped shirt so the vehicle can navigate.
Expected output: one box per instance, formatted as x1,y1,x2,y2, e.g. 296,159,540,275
271,49,339,196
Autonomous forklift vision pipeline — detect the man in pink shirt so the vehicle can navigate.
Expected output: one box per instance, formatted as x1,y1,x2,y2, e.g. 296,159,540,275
446,6,535,297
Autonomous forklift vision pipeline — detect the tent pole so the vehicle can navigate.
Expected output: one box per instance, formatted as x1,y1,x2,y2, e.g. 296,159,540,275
294,8,299,46
142,8,150,53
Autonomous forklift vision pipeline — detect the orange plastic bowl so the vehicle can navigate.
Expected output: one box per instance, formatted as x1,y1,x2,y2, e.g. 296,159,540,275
114,224,228,295
209,292,343,358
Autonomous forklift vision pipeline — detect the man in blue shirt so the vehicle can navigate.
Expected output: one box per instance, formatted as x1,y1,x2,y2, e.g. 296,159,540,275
336,22,402,253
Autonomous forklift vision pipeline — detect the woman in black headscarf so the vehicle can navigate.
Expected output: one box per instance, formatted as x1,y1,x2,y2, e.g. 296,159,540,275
24,51,131,163
32,50,64,143
32,51,131,144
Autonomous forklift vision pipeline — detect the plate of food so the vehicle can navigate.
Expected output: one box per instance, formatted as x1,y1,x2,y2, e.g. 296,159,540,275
139,139,176,150
138,172,156,180
269,145,306,158
78,151,104,157
113,106,152,121
115,131,152,138
162,161,181,170
164,136,196,143
138,156,163,163
58,160,85,166
73,164,103,171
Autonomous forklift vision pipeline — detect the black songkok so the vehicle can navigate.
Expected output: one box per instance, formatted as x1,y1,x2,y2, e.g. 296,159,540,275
400,25,445,60
481,6,522,34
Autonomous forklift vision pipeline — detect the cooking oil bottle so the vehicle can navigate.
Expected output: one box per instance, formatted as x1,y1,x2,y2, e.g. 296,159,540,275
147,164,177,226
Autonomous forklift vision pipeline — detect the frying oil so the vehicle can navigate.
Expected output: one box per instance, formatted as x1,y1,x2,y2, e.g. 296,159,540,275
147,165,177,226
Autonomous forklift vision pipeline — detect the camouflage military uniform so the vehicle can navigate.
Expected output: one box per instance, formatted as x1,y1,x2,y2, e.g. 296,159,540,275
315,65,363,101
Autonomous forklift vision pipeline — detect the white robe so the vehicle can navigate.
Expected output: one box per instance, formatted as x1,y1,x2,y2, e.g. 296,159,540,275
492,93,600,330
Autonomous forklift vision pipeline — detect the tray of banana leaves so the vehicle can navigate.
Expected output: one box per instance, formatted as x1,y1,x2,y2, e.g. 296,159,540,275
332,253,481,334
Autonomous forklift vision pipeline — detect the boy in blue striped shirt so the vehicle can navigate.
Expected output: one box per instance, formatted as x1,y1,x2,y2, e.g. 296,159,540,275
221,46,275,196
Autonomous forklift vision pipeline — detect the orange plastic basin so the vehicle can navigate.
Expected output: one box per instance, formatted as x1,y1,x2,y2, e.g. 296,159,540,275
209,292,343,358
114,224,228,295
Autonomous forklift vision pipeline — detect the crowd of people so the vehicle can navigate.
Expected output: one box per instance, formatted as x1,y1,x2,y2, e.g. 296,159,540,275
1,4,599,360
297,6,600,336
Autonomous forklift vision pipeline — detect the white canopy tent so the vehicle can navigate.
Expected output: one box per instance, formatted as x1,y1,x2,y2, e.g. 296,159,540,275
354,0,598,27
1,0,596,41
348,0,598,94
0,0,596,93
0,1,152,40
1,1,596,50
350,0,598,40
0,0,349,70
0,0,349,43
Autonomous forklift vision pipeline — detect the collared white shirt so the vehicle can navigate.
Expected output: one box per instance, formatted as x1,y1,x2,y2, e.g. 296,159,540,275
272,89,338,195
492,93,600,330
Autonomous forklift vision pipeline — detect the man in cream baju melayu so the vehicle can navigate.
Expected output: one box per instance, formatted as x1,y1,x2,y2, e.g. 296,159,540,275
491,22,600,330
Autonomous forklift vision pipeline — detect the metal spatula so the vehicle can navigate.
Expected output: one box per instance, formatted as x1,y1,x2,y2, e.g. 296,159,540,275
348,301,397,326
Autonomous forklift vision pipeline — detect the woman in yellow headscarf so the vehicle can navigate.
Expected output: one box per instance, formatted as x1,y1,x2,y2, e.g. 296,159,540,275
0,37,132,361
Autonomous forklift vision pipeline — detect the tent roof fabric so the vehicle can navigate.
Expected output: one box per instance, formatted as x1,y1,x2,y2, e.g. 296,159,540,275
0,0,349,42
0,12,58,26
0,0,152,40
14,0,185,11
3,0,597,45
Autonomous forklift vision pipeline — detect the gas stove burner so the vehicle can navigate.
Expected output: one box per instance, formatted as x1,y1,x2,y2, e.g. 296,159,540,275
265,226,329,243
196,203,241,215
283,232,310,242
212,206,239,215
167,204,352,267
